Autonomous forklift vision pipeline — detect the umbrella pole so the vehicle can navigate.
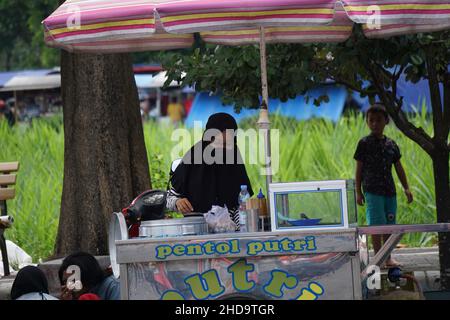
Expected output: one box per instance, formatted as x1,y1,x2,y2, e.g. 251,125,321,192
257,26,272,216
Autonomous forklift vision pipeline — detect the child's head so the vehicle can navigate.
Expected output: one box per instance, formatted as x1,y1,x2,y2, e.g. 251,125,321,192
366,104,389,136
58,252,107,299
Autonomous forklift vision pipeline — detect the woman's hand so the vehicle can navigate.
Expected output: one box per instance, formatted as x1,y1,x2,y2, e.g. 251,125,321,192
60,285,73,300
176,198,194,213
356,192,365,206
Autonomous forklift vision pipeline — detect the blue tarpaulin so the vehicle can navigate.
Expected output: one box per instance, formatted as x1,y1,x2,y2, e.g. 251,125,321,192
186,71,440,128
185,85,348,128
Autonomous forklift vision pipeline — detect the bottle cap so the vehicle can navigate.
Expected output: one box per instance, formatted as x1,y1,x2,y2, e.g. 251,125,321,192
240,185,247,190
257,188,265,199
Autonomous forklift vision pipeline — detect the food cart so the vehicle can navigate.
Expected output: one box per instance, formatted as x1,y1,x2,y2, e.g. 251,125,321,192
110,179,450,300
110,180,365,300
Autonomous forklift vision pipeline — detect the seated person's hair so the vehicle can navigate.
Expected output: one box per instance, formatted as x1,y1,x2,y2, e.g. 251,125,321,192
10,266,50,300
58,252,107,291
366,103,389,123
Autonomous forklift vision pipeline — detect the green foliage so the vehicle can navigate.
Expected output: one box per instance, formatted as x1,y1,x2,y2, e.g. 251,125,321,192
0,119,63,262
162,43,326,110
0,110,443,260
162,29,449,113
0,0,59,70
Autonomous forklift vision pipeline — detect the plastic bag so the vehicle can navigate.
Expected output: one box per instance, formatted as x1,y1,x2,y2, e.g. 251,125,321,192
204,205,236,234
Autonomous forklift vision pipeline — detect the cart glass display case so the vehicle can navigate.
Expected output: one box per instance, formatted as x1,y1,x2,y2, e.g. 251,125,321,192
269,180,357,231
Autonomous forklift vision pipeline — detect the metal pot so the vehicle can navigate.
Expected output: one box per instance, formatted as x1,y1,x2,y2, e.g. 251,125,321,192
139,216,208,238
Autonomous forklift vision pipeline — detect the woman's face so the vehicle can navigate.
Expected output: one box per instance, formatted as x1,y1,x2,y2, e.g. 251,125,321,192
210,130,235,150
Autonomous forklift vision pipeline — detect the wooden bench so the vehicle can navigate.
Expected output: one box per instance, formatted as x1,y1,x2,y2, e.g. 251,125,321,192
0,162,19,277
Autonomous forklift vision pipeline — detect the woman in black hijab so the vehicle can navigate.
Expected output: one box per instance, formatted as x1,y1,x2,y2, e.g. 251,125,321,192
167,113,253,228
10,266,58,300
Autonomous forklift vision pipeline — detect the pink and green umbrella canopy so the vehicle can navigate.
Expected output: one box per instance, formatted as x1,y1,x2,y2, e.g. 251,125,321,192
43,0,450,51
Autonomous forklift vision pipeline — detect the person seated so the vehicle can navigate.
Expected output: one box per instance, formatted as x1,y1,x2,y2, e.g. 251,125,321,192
10,266,58,300
166,113,253,229
58,252,120,300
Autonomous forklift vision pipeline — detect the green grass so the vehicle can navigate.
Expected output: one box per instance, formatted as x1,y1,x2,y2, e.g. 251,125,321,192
0,109,444,261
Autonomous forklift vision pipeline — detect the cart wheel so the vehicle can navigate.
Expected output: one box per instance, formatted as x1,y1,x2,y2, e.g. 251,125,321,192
216,293,270,300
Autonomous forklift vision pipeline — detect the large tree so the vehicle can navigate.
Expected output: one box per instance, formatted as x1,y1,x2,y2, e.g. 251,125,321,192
163,28,450,287
56,51,151,256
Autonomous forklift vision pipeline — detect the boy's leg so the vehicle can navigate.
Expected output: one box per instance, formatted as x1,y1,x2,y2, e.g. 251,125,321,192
365,192,387,256
384,195,401,266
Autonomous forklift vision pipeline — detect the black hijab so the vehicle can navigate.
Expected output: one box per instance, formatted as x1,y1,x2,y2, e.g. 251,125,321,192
10,266,50,300
171,113,253,213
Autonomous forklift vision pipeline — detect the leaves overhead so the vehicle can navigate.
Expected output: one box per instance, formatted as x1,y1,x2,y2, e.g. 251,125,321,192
162,28,449,113
0,0,59,70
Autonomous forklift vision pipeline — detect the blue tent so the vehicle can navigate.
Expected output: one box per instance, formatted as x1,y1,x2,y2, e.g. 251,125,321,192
185,85,348,128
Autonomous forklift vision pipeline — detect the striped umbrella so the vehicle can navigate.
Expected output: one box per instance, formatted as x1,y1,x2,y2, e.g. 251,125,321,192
43,0,195,52
43,0,450,208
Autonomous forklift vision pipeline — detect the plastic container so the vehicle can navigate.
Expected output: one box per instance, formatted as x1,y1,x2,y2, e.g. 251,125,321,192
247,209,260,232
238,185,250,232
257,188,268,217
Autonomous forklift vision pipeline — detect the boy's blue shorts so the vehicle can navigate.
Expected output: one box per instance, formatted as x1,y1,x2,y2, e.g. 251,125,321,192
364,192,397,225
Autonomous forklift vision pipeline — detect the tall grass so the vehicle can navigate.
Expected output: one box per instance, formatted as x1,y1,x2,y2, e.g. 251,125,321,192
0,120,63,262
0,110,443,261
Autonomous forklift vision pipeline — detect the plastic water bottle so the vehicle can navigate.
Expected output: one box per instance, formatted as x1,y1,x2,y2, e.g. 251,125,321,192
238,185,250,232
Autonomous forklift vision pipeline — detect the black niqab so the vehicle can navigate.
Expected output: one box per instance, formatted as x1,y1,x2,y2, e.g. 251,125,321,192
171,113,253,212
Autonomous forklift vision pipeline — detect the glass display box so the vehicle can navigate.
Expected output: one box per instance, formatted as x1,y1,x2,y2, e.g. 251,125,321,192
269,180,358,232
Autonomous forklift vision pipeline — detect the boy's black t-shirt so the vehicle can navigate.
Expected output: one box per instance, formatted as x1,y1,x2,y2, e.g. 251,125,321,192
354,134,401,197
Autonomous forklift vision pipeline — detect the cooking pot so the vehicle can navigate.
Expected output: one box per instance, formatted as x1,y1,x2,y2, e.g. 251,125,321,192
139,216,208,238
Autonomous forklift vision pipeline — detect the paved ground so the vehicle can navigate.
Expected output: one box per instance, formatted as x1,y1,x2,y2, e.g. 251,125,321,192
371,247,443,297
383,247,439,272
0,248,444,300
0,275,15,300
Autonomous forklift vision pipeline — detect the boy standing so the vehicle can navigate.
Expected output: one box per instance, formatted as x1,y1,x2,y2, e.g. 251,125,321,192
354,104,413,267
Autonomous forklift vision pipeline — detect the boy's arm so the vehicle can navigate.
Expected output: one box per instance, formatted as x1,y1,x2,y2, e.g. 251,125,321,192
394,161,413,203
355,160,364,205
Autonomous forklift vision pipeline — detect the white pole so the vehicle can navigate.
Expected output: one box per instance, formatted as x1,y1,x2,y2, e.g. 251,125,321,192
257,26,272,216
259,26,269,105
156,88,162,117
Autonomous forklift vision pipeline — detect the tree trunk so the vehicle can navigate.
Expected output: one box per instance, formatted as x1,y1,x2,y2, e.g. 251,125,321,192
55,51,151,256
432,150,450,289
